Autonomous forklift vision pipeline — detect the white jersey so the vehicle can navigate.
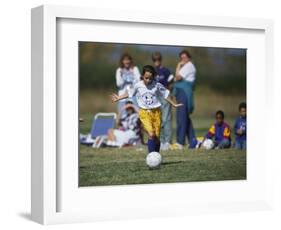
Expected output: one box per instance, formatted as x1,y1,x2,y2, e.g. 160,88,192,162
179,61,196,83
128,80,169,109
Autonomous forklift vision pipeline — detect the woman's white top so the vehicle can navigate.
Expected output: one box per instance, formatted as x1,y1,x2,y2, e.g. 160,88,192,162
179,61,196,83
115,66,141,96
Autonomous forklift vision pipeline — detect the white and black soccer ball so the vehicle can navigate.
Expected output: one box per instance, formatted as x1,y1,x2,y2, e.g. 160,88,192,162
202,139,214,150
146,152,162,169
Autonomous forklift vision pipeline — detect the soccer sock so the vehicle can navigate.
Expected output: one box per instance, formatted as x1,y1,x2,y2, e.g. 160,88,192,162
147,138,156,153
156,140,160,152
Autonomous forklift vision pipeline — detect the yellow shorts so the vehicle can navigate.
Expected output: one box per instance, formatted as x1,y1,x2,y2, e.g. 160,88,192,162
139,108,161,138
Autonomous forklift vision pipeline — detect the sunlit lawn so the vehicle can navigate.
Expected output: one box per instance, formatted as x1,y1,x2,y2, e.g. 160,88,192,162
79,113,246,187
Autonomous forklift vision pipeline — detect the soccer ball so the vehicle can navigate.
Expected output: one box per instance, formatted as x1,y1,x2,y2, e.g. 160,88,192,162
146,152,162,169
202,139,214,150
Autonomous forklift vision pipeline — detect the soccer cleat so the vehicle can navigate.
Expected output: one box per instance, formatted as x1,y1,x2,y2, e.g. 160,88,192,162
169,143,183,150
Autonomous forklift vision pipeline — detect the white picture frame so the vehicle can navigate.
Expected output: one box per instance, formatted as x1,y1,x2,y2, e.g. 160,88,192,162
31,4,274,225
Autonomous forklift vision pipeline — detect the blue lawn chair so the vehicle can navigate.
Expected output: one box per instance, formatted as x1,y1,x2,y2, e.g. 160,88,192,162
80,112,116,146
90,113,117,138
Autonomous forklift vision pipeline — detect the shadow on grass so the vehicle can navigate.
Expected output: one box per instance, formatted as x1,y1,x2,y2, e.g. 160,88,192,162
162,161,183,165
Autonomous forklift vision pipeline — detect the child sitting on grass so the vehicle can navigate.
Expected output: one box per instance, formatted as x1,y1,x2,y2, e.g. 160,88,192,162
205,110,231,149
106,101,141,147
234,102,247,150
111,65,183,153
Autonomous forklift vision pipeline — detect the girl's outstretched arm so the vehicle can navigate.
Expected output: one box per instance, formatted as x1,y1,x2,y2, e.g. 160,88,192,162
111,92,129,103
165,96,183,108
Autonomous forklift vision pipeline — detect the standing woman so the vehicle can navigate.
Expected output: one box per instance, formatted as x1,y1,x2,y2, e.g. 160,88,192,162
115,53,141,118
171,49,197,149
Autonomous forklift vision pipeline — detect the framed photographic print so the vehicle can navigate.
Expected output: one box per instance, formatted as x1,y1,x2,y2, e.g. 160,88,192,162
31,5,274,225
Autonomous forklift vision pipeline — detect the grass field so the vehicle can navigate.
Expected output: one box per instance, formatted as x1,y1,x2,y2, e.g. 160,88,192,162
79,147,246,186
79,113,246,187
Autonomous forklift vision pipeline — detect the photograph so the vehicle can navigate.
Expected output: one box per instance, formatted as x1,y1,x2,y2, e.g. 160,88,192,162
79,42,247,186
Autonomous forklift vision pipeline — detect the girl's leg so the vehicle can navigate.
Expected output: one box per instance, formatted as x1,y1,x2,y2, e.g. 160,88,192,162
153,109,161,152
147,133,159,152
147,140,155,152
139,109,158,153
107,128,116,141
149,138,160,152
156,138,160,152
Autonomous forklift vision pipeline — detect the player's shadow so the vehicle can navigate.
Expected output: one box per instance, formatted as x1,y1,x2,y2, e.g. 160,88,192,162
162,161,183,165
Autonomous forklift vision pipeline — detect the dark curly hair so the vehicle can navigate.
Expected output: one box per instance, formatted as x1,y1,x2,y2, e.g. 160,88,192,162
179,49,192,59
216,110,225,119
141,65,156,79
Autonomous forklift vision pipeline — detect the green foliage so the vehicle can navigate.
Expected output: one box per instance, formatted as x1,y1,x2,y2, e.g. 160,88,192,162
79,42,246,94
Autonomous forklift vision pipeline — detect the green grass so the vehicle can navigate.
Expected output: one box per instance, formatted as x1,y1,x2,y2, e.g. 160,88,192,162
79,110,246,187
79,146,246,187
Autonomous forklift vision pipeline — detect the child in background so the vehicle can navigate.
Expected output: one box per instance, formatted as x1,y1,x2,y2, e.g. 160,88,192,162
152,52,174,150
107,101,141,147
205,110,231,149
234,102,247,150
111,65,182,154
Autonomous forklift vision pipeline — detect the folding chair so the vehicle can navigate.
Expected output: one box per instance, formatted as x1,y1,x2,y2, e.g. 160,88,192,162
90,113,117,137
90,113,117,148
80,112,117,147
